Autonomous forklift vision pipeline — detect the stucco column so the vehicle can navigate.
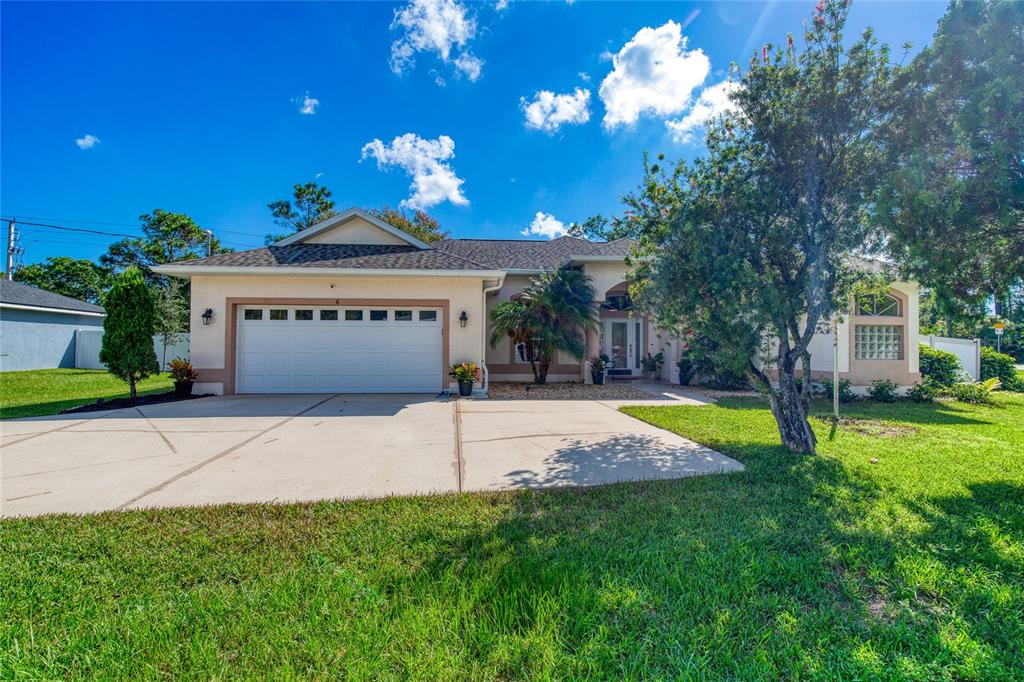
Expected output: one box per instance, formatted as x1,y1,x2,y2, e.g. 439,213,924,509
584,324,601,384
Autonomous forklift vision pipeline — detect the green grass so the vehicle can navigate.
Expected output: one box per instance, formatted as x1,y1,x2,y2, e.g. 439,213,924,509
0,368,173,419
2,395,1022,679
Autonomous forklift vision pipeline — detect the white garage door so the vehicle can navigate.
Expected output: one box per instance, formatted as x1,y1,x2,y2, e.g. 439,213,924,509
236,305,443,393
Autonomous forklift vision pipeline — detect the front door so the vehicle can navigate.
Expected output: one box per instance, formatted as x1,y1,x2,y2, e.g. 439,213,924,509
603,319,642,375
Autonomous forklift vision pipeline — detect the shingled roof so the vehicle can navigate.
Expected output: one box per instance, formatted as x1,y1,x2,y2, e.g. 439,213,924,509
0,279,105,314
162,236,634,272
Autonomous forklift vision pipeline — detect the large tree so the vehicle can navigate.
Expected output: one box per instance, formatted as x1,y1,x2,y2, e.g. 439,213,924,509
13,256,112,304
627,1,895,454
490,267,599,384
370,206,449,243
265,182,337,244
102,209,227,285
877,0,1023,317
100,267,159,398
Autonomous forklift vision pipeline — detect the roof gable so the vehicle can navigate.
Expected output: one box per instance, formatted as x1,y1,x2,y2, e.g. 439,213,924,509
275,208,431,249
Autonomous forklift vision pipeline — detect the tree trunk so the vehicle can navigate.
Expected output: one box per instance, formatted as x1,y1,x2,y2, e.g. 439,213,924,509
536,358,550,384
129,375,138,399
768,369,817,454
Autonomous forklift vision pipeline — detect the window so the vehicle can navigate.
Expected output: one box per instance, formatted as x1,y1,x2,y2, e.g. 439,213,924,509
269,309,288,321
319,310,338,321
345,310,363,321
418,310,437,322
294,309,313,321
601,294,632,311
370,310,388,321
243,309,263,321
855,325,903,360
515,339,543,363
856,294,901,317
394,310,413,321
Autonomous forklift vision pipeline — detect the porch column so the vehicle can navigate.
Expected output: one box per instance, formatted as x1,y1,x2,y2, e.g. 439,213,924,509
584,324,601,384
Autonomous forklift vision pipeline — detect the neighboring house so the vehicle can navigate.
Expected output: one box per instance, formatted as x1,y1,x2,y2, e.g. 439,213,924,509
154,207,920,395
0,280,105,371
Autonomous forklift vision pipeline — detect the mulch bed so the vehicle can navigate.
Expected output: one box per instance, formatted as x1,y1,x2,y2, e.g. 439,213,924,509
60,391,213,415
486,381,653,400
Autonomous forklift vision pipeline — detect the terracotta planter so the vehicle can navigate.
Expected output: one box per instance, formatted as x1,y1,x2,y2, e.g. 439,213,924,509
457,379,474,397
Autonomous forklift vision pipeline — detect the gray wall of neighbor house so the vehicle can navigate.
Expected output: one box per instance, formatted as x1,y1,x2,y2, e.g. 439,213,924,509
0,308,105,371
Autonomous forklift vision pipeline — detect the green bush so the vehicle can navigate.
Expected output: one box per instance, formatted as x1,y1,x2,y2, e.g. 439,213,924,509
906,381,940,403
980,346,1023,391
820,378,856,403
99,267,159,398
868,378,899,402
675,357,696,386
919,344,962,387
946,378,1001,404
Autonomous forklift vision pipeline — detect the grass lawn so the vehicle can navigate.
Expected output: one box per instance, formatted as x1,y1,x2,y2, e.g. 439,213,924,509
0,368,173,419
2,395,1022,678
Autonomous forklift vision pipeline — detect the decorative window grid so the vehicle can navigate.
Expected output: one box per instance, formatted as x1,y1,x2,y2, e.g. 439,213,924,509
855,324,903,360
856,294,901,317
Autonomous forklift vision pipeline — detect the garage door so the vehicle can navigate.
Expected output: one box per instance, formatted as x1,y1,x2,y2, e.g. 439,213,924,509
236,305,443,393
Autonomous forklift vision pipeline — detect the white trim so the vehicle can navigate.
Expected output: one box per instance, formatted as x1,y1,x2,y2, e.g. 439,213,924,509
152,264,505,279
568,255,628,263
274,207,433,249
0,302,105,317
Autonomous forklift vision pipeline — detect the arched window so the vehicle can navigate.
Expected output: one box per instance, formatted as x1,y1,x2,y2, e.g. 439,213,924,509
856,293,901,317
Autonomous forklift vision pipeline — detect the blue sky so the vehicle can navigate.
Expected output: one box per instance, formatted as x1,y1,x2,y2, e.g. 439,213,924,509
2,0,948,265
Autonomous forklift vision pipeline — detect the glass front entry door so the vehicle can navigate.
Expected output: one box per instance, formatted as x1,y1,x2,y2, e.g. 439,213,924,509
604,319,641,374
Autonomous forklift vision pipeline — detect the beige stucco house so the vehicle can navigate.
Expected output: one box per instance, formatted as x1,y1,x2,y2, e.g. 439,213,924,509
154,207,920,395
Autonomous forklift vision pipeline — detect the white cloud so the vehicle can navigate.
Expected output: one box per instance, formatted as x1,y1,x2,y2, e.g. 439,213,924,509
75,134,100,149
360,133,469,209
520,88,591,134
298,92,320,115
598,20,710,130
578,71,590,82
666,79,740,143
522,212,568,239
390,0,483,83
495,0,509,10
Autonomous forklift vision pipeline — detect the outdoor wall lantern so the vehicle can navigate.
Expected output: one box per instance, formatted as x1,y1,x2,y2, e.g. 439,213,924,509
201,308,214,326
459,310,468,328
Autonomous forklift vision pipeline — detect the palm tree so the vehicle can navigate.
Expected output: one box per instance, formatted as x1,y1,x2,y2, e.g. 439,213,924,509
490,266,599,384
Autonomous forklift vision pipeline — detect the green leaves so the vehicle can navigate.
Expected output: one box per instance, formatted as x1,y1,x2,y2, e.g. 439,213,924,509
13,256,111,304
99,267,159,397
265,182,337,244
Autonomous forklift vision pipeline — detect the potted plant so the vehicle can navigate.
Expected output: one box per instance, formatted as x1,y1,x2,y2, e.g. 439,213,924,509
676,353,696,386
590,355,607,385
450,362,482,397
168,357,198,398
641,351,664,381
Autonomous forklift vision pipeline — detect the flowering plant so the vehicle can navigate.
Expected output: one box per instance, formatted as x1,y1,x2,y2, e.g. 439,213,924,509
449,362,482,382
168,357,198,382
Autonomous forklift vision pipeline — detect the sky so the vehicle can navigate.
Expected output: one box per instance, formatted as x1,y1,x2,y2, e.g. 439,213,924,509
1,0,949,266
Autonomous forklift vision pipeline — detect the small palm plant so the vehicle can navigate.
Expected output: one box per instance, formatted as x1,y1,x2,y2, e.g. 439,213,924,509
490,266,599,384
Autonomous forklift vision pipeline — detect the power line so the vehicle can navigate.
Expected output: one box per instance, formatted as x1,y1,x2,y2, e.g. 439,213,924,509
0,213,268,238
1,217,261,250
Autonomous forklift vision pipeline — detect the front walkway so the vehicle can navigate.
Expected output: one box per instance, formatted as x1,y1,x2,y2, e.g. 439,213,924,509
1,393,742,518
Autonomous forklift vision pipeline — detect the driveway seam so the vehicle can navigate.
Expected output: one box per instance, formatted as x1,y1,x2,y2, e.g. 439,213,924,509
134,407,178,454
452,399,464,493
118,394,340,510
2,418,93,447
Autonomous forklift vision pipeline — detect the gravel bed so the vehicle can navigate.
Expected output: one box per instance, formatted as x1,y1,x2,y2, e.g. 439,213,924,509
486,381,654,400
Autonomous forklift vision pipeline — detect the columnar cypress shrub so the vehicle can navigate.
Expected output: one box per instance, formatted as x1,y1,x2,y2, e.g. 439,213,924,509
100,267,159,398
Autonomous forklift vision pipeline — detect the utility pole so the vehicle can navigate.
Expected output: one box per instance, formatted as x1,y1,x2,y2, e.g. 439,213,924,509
5,218,15,279
205,230,214,257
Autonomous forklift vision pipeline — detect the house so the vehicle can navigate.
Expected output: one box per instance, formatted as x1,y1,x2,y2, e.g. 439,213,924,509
0,279,105,371
153,207,920,395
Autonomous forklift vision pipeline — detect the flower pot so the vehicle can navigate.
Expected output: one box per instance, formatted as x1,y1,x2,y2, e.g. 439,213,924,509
457,379,474,397
591,371,606,385
173,380,194,398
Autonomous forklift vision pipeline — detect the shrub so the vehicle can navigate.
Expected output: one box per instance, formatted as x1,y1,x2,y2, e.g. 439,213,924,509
868,378,899,402
168,358,198,383
675,356,696,386
980,346,1023,391
99,267,159,398
820,378,856,403
919,344,962,387
947,378,1001,404
907,381,940,402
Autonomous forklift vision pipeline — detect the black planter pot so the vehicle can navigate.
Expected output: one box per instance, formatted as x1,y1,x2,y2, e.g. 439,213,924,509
592,371,606,385
457,379,474,397
173,381,194,398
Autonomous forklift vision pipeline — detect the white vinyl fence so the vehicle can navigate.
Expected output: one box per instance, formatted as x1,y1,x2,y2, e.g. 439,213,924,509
923,335,980,381
75,330,190,371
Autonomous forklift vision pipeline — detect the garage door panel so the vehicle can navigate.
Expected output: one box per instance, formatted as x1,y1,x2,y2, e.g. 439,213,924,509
237,307,443,394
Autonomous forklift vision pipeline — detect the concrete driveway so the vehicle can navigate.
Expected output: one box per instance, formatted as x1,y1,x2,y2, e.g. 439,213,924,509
1,393,742,517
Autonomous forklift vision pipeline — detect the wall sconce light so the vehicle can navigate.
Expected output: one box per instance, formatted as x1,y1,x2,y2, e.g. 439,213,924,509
459,310,468,328
201,308,214,326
